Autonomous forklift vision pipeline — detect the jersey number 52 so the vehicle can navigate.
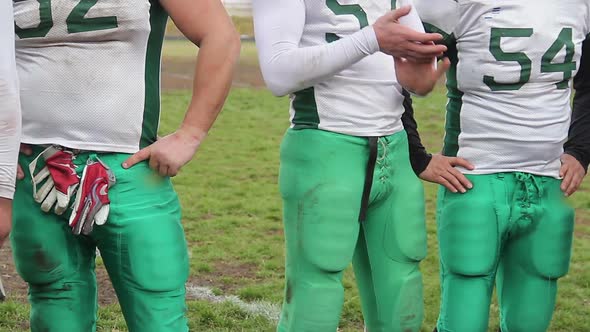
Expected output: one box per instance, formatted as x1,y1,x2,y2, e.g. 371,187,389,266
15,0,118,39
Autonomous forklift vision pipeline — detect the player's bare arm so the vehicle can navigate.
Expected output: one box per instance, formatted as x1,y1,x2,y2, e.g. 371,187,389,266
394,56,450,95
123,0,241,177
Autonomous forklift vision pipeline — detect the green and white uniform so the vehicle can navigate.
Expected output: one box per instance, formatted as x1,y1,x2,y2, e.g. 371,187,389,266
11,1,189,331
254,0,427,331
414,1,590,331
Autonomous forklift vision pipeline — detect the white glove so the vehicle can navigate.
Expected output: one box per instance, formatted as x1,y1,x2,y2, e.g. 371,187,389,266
28,146,80,215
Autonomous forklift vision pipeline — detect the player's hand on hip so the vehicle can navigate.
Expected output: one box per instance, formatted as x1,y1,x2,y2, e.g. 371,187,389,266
373,6,447,62
395,56,450,96
122,126,203,177
419,154,474,193
16,144,32,180
560,153,586,197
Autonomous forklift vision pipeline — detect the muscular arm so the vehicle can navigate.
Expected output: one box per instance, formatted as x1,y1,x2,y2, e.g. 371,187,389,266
161,0,241,141
124,0,240,176
253,0,380,96
564,38,590,172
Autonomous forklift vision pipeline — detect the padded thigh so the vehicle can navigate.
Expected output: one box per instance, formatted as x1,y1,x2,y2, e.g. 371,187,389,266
438,190,499,276
528,198,575,279
383,177,427,263
300,184,360,272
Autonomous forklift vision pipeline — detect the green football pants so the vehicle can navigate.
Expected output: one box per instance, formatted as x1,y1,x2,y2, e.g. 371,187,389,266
11,146,190,332
436,172,574,332
277,129,427,332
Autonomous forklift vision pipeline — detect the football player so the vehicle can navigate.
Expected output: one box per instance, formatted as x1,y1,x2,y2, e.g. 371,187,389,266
413,1,590,331
11,0,239,331
0,0,22,302
0,0,21,248
253,0,466,331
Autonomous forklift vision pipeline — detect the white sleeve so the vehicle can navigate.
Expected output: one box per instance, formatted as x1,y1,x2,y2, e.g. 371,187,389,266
253,0,380,96
413,0,459,38
0,2,22,200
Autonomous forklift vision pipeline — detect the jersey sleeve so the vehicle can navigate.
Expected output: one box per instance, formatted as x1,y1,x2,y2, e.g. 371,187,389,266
0,2,22,200
400,90,432,175
252,0,380,96
565,37,590,172
413,0,458,40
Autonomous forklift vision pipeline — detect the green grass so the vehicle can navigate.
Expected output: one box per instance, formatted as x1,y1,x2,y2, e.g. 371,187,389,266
162,40,259,66
1,88,589,331
166,16,254,37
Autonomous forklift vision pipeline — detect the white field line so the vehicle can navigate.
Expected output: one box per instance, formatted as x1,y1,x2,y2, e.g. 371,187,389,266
185,284,281,323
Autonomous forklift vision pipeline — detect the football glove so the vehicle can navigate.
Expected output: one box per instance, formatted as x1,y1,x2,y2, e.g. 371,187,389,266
28,146,80,215
69,156,116,235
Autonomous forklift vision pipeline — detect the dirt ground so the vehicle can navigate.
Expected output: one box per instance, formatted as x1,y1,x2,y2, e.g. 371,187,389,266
0,58,265,307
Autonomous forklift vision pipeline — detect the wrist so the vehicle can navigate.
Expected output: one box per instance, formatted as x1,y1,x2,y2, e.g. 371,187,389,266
179,124,208,143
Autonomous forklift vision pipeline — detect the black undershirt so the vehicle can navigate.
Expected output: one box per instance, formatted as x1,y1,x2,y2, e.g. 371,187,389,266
564,38,590,172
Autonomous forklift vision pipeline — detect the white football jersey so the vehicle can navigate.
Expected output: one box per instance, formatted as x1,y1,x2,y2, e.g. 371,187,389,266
415,0,590,177
0,1,21,199
13,0,168,153
290,0,405,136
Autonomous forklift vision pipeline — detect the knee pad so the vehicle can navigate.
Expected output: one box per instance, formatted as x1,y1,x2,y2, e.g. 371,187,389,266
438,194,499,276
300,185,359,272
384,182,427,263
528,204,574,279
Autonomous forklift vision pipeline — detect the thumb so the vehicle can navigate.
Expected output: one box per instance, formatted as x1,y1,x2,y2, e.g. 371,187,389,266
436,57,451,79
559,162,568,178
450,157,475,170
391,5,411,21
122,147,151,169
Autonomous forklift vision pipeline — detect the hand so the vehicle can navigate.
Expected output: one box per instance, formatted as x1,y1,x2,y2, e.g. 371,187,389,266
395,56,451,96
122,126,204,177
373,6,447,62
560,153,586,197
419,154,475,193
16,144,32,180
0,198,11,248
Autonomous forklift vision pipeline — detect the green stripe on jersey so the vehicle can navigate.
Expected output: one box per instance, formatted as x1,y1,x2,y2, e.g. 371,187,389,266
292,87,320,130
140,0,168,149
423,23,462,157
443,39,463,157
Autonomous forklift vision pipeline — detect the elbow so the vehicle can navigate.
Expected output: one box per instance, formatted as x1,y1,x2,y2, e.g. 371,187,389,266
265,81,291,97
259,66,300,96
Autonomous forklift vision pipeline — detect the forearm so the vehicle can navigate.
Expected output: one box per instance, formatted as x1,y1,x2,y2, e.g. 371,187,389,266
400,90,432,175
182,26,240,140
0,88,20,200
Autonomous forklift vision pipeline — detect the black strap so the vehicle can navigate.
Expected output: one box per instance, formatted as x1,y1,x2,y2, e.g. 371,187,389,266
358,137,378,222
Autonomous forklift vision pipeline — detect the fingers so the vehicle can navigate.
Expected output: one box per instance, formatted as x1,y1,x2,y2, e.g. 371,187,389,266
441,171,467,193
390,5,412,21
564,172,582,197
122,147,151,169
404,41,446,59
16,164,24,180
437,176,459,193
435,57,452,80
448,167,472,191
449,157,475,171
560,164,571,192
19,144,32,156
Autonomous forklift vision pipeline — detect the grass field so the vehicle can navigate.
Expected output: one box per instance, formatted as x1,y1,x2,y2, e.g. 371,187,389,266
0,42,589,332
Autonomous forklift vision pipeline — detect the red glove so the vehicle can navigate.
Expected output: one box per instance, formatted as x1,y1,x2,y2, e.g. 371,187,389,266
69,156,116,235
